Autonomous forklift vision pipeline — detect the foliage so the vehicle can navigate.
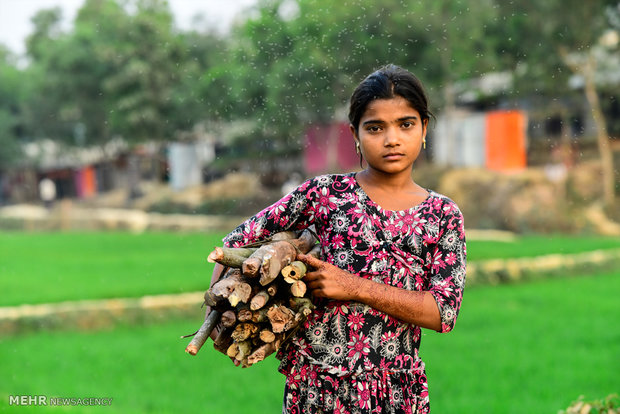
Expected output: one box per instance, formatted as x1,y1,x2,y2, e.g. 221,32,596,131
2,0,619,164
0,47,24,167
19,0,228,147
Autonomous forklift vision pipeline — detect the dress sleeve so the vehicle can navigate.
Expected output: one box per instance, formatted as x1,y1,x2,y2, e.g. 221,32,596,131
222,177,318,248
427,201,467,333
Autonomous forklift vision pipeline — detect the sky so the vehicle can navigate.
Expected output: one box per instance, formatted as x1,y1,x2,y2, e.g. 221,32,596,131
0,0,258,56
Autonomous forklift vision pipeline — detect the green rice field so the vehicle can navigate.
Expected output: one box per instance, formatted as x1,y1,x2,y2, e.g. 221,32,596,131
1,231,620,306
1,232,619,413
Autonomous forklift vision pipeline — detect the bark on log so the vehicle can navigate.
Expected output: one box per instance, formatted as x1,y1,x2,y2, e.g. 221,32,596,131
247,341,277,365
213,327,233,354
240,231,298,276
185,309,221,356
210,269,253,307
207,247,257,268
290,297,315,315
259,241,297,286
203,289,227,308
287,229,318,254
307,243,321,259
259,229,318,285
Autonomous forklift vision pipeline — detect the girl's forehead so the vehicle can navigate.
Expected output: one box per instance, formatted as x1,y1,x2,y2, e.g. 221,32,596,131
362,96,420,119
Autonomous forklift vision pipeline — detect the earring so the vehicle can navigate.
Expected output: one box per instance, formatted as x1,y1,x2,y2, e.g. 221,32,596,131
423,137,426,150
355,142,360,154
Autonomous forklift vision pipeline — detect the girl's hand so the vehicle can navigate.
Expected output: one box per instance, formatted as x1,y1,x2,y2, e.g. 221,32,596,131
297,253,363,301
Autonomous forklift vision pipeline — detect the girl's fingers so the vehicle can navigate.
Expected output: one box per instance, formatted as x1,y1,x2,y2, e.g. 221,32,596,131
297,253,324,268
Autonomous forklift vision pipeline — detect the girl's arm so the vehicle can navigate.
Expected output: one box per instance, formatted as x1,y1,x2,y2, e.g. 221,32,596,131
299,254,442,332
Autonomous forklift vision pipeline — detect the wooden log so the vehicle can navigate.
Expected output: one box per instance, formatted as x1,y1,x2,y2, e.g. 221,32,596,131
220,310,237,328
237,308,253,322
185,309,221,356
270,231,299,241
290,280,307,297
282,261,307,282
210,269,243,297
231,322,259,342
226,342,238,358
287,229,318,254
203,289,227,308
267,283,279,296
236,340,252,361
247,341,277,365
306,243,321,259
259,229,318,286
207,247,257,268
213,327,233,354
260,241,297,286
259,329,276,343
252,308,269,323
242,257,262,277
267,305,295,333
250,290,270,310
210,270,252,307
240,231,298,276
289,297,315,315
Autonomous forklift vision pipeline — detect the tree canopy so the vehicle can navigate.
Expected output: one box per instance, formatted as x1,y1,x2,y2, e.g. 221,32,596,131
0,0,618,171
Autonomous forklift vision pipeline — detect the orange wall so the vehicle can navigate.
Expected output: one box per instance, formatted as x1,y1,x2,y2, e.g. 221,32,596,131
485,110,527,171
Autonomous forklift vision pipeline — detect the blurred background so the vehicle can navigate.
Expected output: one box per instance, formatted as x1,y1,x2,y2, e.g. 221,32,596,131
0,0,619,413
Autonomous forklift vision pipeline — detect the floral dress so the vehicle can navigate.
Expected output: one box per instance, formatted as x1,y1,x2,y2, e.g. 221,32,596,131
223,173,467,414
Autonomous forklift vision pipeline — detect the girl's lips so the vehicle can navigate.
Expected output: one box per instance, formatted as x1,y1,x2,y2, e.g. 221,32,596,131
383,153,404,160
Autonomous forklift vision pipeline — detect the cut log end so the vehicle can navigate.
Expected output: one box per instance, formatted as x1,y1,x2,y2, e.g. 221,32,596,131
185,345,199,356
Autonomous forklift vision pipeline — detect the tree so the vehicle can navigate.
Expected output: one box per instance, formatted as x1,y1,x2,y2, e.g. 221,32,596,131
0,46,25,168
500,0,619,209
221,0,501,155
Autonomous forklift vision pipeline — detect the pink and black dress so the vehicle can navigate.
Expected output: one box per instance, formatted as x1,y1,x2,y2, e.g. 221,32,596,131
223,173,467,414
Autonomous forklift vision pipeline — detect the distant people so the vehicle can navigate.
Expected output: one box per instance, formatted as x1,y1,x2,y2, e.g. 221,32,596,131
39,177,57,209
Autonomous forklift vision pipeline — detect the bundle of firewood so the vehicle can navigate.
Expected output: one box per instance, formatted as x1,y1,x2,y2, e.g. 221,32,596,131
183,229,319,367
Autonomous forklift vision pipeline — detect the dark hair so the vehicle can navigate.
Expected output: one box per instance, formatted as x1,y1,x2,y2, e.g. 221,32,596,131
348,64,432,135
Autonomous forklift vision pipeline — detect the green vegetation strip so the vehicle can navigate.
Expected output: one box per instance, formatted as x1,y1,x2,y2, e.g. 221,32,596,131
2,232,620,307
0,231,227,307
1,269,617,413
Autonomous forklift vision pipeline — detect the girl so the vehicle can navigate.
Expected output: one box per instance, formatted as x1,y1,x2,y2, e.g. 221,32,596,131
214,64,466,413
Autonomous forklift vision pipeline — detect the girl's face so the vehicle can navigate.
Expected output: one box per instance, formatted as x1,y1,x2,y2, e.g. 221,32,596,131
351,96,427,177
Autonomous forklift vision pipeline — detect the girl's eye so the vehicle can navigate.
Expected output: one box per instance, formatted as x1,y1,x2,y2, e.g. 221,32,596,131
402,121,413,128
367,125,381,132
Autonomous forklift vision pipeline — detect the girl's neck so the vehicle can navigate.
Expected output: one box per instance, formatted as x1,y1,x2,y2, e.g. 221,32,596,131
355,168,428,211
357,168,416,191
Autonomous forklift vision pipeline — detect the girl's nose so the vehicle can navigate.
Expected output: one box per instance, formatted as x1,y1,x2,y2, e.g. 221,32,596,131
384,128,400,146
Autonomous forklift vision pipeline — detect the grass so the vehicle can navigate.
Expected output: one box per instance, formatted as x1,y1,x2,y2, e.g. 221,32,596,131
2,231,620,307
0,232,226,307
464,233,620,261
1,269,618,413
422,269,620,413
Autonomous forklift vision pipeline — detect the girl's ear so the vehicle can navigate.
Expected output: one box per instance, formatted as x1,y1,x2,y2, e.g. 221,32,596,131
422,119,428,139
349,123,358,140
